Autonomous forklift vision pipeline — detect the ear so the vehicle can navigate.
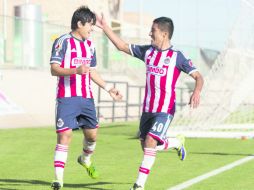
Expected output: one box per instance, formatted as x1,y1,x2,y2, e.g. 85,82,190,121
163,31,168,38
77,21,83,28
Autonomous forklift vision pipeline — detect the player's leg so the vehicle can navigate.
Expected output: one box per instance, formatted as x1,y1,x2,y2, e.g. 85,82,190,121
77,98,99,179
77,128,99,179
154,114,186,161
131,113,159,190
52,130,72,189
51,97,79,189
156,135,186,160
131,136,157,190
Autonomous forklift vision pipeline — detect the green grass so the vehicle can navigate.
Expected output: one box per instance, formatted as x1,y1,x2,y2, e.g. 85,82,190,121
0,122,254,190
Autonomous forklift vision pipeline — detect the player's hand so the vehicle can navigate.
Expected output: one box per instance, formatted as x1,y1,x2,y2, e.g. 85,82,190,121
189,91,200,109
76,65,90,75
95,13,106,29
109,88,123,101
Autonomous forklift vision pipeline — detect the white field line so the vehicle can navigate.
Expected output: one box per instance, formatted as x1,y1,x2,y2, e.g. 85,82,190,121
167,155,254,190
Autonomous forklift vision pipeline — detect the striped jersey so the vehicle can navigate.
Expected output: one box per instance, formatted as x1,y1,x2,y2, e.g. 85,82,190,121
129,44,197,115
50,33,96,98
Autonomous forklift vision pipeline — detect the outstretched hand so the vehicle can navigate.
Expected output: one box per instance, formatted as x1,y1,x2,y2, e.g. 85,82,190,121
108,88,123,101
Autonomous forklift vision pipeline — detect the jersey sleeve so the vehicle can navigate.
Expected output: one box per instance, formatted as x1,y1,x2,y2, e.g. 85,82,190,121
50,37,68,65
176,51,197,74
129,44,150,61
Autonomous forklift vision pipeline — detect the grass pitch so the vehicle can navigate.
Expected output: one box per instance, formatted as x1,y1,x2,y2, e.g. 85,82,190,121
0,122,253,190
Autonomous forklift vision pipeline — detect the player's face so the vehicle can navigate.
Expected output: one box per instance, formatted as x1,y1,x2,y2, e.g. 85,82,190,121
149,23,166,48
78,21,94,39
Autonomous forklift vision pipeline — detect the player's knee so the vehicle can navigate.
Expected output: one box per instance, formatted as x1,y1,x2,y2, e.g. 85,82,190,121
144,135,157,147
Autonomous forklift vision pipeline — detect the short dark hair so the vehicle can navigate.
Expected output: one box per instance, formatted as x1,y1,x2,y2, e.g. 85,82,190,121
71,6,96,30
153,17,174,39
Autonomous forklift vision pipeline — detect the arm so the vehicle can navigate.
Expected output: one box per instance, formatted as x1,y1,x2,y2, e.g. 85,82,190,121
90,68,122,101
189,71,204,108
50,63,89,76
96,14,131,55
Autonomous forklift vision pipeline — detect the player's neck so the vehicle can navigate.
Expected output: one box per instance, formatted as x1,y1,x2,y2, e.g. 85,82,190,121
157,40,171,51
71,31,83,41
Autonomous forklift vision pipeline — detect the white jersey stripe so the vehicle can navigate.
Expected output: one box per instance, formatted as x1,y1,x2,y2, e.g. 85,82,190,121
144,51,157,112
75,40,82,96
152,51,168,112
161,52,177,112
64,39,71,97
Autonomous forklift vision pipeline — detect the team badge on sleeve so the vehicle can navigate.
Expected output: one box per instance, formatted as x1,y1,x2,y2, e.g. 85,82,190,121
188,60,193,67
54,44,62,56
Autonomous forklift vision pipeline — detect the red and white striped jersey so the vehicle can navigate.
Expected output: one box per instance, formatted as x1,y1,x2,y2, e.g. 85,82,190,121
50,33,96,98
129,44,197,115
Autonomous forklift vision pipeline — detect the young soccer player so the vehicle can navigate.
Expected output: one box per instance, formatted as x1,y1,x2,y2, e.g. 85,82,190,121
96,15,204,190
49,6,122,190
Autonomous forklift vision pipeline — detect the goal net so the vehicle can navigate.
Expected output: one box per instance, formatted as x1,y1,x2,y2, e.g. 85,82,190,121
168,0,254,138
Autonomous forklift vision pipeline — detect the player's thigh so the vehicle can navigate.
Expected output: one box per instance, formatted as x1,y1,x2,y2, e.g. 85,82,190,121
149,113,173,142
140,112,173,144
78,98,99,129
55,97,80,132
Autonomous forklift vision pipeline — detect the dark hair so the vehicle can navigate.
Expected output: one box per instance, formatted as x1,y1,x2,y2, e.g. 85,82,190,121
71,6,96,30
153,17,174,39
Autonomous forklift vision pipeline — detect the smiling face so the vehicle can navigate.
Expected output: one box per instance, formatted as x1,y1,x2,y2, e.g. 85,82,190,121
77,20,94,40
149,23,169,49
70,6,96,40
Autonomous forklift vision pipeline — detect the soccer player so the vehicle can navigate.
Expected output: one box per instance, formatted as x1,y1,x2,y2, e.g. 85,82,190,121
96,15,204,190
49,6,122,190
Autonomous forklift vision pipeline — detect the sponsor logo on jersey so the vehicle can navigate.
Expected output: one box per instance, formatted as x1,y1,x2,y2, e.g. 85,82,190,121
72,57,91,66
146,65,166,76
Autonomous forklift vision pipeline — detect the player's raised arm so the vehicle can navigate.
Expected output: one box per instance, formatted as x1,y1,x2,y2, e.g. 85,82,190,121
189,71,204,108
96,13,131,55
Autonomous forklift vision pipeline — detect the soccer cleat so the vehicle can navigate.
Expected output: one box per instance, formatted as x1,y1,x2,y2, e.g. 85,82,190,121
130,183,144,190
176,134,186,161
51,180,63,190
77,155,99,179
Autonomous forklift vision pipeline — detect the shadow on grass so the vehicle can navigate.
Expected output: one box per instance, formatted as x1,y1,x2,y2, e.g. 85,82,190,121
189,152,253,156
0,179,129,189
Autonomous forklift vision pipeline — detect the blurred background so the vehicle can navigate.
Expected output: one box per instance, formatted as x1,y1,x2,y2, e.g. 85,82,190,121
1,0,253,137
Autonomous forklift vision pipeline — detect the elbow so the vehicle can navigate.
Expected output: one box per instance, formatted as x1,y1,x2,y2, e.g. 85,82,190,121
50,68,57,76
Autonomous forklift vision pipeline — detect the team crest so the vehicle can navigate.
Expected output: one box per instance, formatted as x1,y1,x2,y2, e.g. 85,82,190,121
164,57,170,64
57,118,64,128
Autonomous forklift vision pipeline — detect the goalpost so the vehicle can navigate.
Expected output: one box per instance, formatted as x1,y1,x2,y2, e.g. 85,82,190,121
168,0,254,138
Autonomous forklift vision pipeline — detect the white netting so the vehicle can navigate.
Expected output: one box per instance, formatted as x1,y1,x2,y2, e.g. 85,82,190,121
169,0,254,138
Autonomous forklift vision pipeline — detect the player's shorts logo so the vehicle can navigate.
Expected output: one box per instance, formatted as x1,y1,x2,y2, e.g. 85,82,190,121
72,57,91,67
57,118,64,128
146,65,166,76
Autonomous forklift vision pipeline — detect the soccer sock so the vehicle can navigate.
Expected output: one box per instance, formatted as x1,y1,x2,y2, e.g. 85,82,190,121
54,144,68,182
156,137,181,151
135,148,156,187
81,140,96,167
